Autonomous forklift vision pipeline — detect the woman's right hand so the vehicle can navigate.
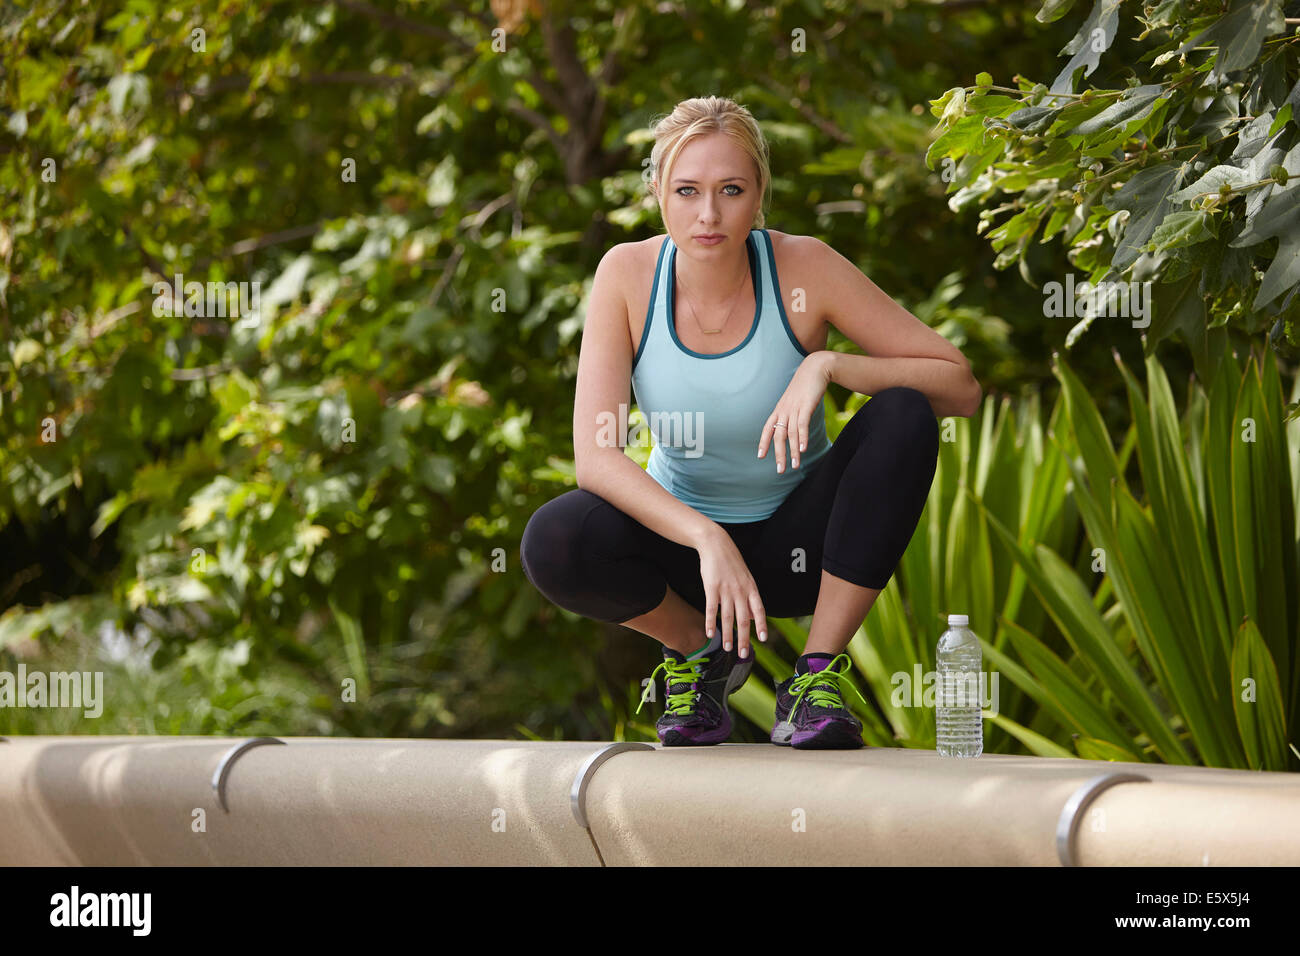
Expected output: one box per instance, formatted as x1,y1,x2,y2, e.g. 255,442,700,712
696,527,767,659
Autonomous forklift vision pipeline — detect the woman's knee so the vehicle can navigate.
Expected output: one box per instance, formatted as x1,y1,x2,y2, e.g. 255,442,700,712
520,492,591,591
520,490,661,622
866,386,939,451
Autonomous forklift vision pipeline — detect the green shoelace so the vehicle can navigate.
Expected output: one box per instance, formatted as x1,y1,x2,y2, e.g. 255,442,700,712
788,653,868,718
636,655,707,716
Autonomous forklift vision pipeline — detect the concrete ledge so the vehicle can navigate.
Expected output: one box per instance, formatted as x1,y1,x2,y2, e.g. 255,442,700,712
1,736,1296,865
0,736,610,865
585,746,1300,865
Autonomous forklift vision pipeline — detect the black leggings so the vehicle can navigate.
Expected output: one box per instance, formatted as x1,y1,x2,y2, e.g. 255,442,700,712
520,386,940,624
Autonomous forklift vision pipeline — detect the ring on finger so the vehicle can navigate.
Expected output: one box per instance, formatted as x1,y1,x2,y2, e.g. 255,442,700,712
774,421,788,469
775,421,797,465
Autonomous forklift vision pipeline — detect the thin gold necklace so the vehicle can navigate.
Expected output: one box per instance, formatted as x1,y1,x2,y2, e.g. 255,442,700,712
677,248,749,334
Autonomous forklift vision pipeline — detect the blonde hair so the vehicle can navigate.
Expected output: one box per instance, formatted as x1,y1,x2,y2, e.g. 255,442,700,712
648,96,771,230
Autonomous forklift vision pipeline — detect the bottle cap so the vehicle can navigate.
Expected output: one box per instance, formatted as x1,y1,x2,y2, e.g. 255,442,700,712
947,613,969,626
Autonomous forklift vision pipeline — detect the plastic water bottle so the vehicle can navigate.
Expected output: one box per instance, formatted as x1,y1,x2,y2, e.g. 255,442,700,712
936,613,983,757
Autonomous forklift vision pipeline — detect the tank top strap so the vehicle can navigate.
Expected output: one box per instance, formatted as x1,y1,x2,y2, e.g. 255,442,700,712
754,228,810,360
633,233,673,371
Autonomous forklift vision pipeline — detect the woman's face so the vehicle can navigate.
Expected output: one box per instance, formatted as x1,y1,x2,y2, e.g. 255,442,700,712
656,132,761,254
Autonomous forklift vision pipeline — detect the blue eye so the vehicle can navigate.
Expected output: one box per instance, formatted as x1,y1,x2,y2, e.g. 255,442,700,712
675,185,744,196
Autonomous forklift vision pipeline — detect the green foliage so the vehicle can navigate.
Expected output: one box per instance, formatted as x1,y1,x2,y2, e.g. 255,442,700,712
1,0,1294,751
733,347,1300,768
929,0,1300,386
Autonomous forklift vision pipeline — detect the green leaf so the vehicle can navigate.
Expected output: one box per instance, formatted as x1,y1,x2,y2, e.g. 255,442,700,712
729,680,776,733
1101,161,1183,274
1050,0,1123,94
426,155,457,207
37,472,74,507
261,254,313,311
329,596,370,701
1229,618,1288,770
987,712,1075,757
1204,350,1249,636
982,500,1191,764
179,476,240,531
1147,277,1207,366
1174,0,1286,75
1167,165,1251,204
12,339,42,366
847,593,921,746
1229,187,1300,309
1148,209,1213,252
1229,355,1295,685
940,86,967,127
1064,85,1165,136
1108,486,1240,766
998,616,1139,752
92,491,135,539
928,86,964,121
1117,354,1235,739
1268,102,1292,138
1074,736,1143,761
107,73,147,116
1053,355,1122,505
1005,105,1063,134
1036,0,1078,24
925,115,987,168
946,485,994,649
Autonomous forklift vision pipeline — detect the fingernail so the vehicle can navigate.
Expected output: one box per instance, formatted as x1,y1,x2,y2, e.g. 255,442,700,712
778,464,784,473
740,647,748,659
760,631,767,642
724,642,731,651
793,458,798,466
800,443,806,451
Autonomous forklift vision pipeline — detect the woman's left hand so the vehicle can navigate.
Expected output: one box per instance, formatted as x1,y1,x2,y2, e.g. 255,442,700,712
757,352,834,474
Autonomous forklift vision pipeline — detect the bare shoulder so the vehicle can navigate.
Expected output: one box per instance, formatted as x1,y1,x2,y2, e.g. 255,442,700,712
764,230,832,353
766,229,838,295
767,228,830,266
622,233,665,268
602,236,656,292
619,235,670,352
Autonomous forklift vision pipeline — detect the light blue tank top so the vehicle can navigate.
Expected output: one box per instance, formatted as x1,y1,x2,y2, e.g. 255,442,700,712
630,227,832,522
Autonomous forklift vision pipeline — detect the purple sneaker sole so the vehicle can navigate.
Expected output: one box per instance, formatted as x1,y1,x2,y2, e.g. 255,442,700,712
772,717,864,748
792,717,864,749
661,709,734,746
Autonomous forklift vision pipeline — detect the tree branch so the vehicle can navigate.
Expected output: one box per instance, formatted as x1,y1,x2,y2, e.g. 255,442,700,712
505,99,567,156
193,223,321,269
760,73,854,144
333,0,475,49
176,70,423,98
539,11,593,122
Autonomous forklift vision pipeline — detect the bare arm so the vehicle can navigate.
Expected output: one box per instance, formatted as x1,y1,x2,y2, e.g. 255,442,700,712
572,244,724,553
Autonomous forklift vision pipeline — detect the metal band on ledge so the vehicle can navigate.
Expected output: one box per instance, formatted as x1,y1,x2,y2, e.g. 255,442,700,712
570,742,653,829
212,737,286,812
1056,772,1150,866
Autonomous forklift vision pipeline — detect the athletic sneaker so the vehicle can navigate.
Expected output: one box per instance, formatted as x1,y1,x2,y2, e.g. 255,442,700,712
635,631,753,745
770,652,868,749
